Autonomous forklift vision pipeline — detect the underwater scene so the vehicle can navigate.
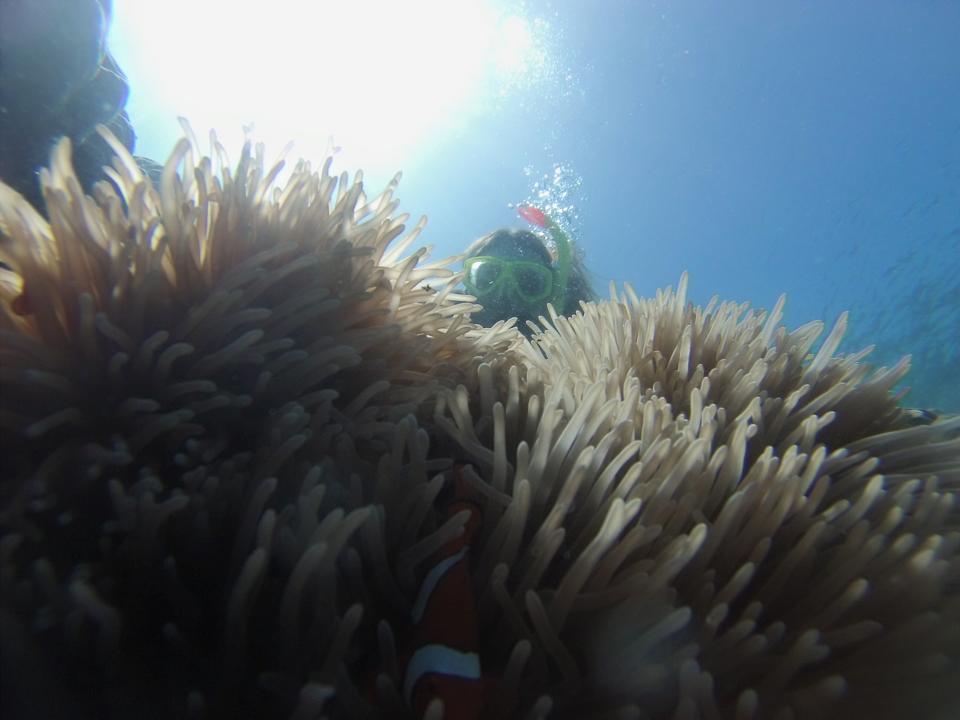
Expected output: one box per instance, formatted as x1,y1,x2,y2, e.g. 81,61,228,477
108,0,959,413
1,1,959,719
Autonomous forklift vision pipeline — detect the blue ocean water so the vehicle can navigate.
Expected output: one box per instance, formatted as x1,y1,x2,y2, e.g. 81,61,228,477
111,1,960,412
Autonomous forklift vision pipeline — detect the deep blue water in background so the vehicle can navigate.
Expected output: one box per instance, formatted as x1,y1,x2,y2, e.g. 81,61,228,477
113,1,960,411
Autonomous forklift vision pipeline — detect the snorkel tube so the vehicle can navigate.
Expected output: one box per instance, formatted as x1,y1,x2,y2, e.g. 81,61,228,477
517,205,571,311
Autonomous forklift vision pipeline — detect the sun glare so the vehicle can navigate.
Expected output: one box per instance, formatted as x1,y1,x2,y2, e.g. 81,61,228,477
110,0,551,182
494,15,535,75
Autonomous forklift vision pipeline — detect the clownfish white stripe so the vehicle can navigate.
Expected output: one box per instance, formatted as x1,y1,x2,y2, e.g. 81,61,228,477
403,644,482,705
411,546,469,624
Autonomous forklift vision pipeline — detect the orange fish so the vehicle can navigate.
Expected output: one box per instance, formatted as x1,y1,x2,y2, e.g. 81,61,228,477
403,465,485,720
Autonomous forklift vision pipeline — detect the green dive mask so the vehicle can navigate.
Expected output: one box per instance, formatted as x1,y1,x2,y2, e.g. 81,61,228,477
463,256,555,304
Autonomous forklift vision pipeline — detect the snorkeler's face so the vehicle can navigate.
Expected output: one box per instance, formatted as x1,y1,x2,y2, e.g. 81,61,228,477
466,256,553,332
470,285,549,333
463,232,555,334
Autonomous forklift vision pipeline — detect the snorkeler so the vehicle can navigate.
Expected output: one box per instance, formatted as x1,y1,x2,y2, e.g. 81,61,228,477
462,205,596,335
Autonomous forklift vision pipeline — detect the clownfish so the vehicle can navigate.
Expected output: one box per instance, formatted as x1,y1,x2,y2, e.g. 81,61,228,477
403,465,485,720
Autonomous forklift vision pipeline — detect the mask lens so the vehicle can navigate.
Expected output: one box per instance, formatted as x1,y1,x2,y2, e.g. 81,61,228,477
514,264,552,302
466,258,503,294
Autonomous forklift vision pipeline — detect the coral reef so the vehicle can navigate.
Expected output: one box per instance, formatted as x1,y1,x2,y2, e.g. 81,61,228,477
1,133,958,719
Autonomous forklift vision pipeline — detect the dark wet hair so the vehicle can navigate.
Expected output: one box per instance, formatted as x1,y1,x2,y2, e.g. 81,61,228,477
469,229,553,266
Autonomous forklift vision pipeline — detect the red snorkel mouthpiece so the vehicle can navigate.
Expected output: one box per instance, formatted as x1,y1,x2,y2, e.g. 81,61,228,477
517,204,549,228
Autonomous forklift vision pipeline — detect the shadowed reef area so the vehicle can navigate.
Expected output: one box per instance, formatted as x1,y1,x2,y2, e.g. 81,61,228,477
1,133,958,720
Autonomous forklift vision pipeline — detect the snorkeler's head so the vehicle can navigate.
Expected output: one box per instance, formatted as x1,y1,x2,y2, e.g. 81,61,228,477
463,228,558,333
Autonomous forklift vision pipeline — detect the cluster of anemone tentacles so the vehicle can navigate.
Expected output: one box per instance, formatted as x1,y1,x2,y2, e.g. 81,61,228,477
0,131,958,720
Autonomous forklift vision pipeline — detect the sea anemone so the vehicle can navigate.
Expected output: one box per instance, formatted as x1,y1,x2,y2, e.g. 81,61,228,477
439,283,960,718
1,131,958,719
0,127,510,718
